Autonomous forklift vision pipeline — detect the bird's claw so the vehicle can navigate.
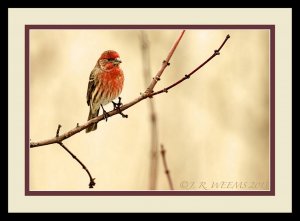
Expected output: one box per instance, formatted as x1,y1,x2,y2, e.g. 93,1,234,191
119,112,128,118
112,97,122,109
101,105,109,122
112,97,128,118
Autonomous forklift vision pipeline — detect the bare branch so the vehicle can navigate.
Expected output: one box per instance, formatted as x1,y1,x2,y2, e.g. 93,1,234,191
151,34,231,97
57,142,96,188
30,33,230,148
140,31,159,190
160,144,174,190
30,95,146,147
144,30,185,94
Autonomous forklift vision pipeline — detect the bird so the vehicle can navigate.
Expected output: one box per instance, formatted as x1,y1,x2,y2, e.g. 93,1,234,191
86,50,124,133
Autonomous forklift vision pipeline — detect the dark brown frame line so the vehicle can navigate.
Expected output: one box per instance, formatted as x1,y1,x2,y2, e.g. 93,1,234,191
25,25,275,196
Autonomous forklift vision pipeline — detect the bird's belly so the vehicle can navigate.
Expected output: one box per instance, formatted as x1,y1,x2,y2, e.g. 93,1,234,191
91,73,123,112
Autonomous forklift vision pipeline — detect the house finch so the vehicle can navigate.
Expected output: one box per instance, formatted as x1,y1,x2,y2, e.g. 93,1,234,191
86,50,124,133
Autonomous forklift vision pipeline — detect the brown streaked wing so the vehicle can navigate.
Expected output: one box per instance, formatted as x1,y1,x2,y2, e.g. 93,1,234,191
86,69,98,106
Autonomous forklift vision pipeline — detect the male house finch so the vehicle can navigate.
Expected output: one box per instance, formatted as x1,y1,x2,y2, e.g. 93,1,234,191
86,50,124,133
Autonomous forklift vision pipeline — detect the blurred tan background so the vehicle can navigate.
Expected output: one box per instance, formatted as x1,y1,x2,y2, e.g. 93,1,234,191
29,29,270,191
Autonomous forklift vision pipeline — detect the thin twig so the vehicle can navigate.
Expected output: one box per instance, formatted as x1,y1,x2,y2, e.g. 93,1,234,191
151,34,231,97
30,33,230,148
145,30,185,95
141,31,159,190
57,142,96,188
56,124,62,137
160,144,174,190
54,124,95,188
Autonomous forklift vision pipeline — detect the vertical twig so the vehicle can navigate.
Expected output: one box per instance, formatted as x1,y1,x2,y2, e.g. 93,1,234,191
56,124,62,137
140,31,159,190
160,144,174,190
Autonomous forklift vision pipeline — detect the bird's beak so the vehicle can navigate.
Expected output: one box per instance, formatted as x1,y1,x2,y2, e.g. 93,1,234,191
113,58,122,64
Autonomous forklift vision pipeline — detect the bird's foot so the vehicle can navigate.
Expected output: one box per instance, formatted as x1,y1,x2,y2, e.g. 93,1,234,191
112,97,128,118
101,105,110,122
112,97,122,109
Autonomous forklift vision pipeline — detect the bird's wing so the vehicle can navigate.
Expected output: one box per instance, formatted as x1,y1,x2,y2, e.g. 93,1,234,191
86,69,98,106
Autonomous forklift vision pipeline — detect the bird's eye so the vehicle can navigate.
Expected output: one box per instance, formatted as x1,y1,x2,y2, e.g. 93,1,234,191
107,58,113,61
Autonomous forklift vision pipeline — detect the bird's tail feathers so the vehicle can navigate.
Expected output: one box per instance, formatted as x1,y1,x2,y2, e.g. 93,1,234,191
86,108,99,133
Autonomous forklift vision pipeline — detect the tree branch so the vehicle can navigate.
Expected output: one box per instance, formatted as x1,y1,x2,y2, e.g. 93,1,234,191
140,31,159,190
160,144,174,190
58,141,96,188
151,34,231,97
145,30,185,94
48,124,96,188
30,32,230,148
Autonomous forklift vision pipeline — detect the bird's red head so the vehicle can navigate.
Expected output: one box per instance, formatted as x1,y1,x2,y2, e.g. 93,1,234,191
100,50,120,60
98,50,122,70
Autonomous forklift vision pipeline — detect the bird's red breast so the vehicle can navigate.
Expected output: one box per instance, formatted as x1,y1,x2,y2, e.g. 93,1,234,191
99,67,124,95
93,66,124,106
